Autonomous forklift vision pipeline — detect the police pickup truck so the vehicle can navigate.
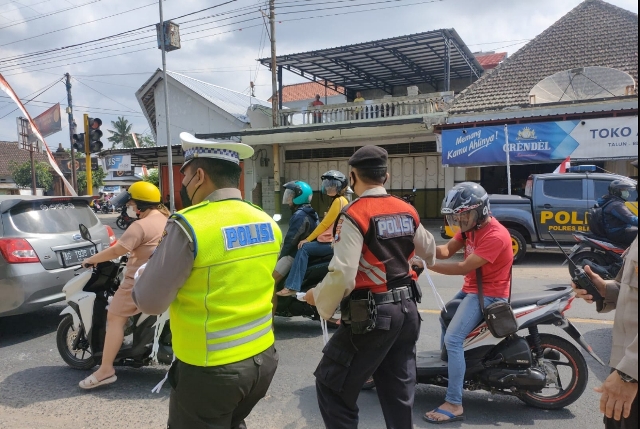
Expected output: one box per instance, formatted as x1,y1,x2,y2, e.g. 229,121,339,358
443,169,638,263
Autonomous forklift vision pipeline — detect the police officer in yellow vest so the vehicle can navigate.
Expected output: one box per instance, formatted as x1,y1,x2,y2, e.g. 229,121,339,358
133,132,282,429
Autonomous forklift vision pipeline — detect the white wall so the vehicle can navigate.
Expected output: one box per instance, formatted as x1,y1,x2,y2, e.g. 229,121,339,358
154,81,246,146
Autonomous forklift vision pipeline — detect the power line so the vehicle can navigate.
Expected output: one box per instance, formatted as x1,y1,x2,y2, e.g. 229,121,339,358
0,0,104,30
0,2,157,47
72,77,140,112
0,77,62,119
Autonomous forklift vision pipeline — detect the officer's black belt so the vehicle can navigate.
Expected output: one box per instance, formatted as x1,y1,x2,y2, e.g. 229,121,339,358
373,286,413,305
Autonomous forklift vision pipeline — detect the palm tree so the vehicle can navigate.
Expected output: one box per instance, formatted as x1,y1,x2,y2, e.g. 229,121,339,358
108,117,134,148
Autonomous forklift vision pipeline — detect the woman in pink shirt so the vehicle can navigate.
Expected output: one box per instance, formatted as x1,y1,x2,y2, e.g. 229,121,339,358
78,182,170,389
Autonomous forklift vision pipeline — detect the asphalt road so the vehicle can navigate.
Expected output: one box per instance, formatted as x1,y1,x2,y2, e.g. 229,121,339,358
0,214,614,429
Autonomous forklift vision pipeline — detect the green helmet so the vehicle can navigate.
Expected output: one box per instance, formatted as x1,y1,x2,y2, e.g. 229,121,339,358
283,181,313,205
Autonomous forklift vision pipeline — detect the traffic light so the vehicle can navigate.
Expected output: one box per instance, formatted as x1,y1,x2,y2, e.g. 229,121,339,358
72,133,85,151
88,117,103,153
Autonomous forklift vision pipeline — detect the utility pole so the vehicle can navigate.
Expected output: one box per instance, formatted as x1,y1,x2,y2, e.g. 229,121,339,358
269,0,281,216
158,0,176,213
65,73,77,192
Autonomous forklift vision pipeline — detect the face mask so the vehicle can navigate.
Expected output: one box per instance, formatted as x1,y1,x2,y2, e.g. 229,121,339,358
180,171,199,208
127,205,137,218
621,190,630,200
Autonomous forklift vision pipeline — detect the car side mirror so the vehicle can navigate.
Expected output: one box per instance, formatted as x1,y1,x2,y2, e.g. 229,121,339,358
79,224,92,241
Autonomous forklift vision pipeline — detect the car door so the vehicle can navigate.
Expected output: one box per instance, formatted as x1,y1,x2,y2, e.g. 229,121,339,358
534,177,588,242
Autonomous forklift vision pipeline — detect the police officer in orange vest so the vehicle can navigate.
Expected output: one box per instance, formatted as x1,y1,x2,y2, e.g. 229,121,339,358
305,145,437,429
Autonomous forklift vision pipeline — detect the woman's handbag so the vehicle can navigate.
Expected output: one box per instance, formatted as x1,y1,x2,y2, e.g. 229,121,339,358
477,267,518,338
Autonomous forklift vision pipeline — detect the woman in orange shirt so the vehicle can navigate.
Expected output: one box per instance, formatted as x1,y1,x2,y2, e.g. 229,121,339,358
277,170,349,296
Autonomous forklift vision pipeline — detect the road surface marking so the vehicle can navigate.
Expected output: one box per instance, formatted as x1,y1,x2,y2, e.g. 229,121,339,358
418,309,613,325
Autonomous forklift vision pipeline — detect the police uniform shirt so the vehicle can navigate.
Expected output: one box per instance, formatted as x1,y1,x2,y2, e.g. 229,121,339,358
132,188,251,314
311,187,437,320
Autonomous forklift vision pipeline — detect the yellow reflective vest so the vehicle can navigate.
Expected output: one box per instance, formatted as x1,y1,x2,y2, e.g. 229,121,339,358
170,199,282,367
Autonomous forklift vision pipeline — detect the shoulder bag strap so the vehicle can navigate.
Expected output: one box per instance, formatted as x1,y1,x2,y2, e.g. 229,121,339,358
476,267,485,313
508,266,513,303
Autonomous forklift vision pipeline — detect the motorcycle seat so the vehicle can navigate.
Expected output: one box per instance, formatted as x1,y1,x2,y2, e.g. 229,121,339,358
440,287,572,325
580,233,627,250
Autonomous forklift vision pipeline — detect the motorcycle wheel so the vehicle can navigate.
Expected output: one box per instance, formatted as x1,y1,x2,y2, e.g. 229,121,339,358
116,217,128,230
569,251,608,279
56,315,97,370
519,334,588,410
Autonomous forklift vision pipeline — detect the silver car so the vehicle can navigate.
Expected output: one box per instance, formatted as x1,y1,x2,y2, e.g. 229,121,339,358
0,196,116,317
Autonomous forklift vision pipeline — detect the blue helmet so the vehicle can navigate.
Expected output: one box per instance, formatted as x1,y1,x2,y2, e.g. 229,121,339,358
283,181,313,205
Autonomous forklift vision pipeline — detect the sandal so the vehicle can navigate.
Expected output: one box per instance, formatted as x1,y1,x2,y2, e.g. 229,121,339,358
423,408,465,424
79,374,117,390
276,288,297,297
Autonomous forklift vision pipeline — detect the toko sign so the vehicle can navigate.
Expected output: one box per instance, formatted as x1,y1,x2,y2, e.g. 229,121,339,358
441,116,638,167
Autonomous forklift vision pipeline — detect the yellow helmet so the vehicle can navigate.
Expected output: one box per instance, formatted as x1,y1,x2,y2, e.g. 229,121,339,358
128,181,161,203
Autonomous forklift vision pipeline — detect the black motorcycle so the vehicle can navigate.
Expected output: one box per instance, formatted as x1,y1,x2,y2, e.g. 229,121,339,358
275,254,338,327
115,205,137,230
566,233,625,280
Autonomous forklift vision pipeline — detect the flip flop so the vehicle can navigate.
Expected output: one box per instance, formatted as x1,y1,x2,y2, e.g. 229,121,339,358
423,408,465,424
79,374,117,390
276,288,297,297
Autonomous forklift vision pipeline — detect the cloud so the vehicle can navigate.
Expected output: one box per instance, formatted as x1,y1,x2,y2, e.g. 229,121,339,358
0,0,637,143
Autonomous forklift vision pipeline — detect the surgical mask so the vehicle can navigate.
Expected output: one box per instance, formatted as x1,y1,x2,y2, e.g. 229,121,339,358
180,171,200,208
127,205,138,218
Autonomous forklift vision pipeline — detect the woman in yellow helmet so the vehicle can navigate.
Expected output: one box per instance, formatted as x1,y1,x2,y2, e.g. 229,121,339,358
78,181,170,389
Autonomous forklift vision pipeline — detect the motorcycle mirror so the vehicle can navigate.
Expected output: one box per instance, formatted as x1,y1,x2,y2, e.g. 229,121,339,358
273,213,282,222
412,188,417,193
79,224,92,241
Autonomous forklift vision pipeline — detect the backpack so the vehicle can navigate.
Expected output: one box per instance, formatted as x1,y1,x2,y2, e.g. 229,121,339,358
587,201,610,237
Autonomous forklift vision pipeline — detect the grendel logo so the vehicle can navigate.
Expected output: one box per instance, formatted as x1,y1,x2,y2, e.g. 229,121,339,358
517,127,537,140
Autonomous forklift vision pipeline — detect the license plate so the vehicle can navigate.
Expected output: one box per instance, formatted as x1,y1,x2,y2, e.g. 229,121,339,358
60,246,96,267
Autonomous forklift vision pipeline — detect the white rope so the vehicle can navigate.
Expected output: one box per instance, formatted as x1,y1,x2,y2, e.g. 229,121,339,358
151,353,175,394
417,258,447,312
150,311,170,364
321,318,329,345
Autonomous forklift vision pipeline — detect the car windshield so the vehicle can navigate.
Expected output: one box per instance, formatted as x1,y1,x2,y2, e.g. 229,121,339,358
9,200,99,234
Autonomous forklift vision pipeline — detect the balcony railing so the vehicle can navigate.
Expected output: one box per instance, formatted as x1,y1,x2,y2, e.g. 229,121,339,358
278,92,453,126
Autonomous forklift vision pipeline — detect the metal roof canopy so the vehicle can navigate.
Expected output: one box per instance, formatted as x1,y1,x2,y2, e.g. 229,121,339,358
259,29,483,96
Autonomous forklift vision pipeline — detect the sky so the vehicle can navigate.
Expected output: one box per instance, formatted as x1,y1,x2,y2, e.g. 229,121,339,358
0,0,637,145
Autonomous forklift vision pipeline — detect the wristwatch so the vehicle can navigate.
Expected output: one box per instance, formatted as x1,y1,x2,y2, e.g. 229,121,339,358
617,370,638,383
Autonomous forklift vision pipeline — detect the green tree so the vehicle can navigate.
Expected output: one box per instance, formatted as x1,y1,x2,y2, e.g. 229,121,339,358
77,167,106,195
136,133,156,147
107,116,134,148
143,168,159,187
10,161,54,191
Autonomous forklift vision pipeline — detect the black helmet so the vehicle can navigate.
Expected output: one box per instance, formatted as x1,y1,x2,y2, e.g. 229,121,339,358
609,179,635,201
320,170,347,195
441,182,490,232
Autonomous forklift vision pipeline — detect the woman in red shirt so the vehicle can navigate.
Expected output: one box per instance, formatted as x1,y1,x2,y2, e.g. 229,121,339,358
424,182,513,424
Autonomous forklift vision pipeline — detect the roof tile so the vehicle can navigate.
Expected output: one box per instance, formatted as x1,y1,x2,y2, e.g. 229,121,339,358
452,0,638,113
270,81,344,103
0,141,50,178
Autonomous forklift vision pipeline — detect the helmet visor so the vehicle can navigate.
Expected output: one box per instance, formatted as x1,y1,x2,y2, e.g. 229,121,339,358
282,188,296,205
321,178,341,195
110,191,131,208
445,211,478,233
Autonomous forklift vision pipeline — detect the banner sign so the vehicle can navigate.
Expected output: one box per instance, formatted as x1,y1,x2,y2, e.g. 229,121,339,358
58,158,100,174
32,103,62,138
108,168,135,178
441,116,638,167
104,154,132,172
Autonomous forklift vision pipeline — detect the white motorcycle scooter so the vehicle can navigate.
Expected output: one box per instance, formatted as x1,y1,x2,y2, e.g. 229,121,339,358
56,224,172,370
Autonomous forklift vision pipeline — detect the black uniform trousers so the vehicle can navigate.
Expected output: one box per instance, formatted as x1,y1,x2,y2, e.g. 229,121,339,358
167,346,278,429
604,392,638,429
314,297,421,429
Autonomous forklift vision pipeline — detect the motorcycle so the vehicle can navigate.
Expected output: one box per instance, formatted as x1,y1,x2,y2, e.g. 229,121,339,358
275,254,339,327
56,224,173,370
565,233,625,280
402,188,417,206
115,204,137,230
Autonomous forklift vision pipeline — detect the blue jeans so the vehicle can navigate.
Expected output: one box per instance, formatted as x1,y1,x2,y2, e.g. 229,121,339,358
441,290,507,405
284,241,333,291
